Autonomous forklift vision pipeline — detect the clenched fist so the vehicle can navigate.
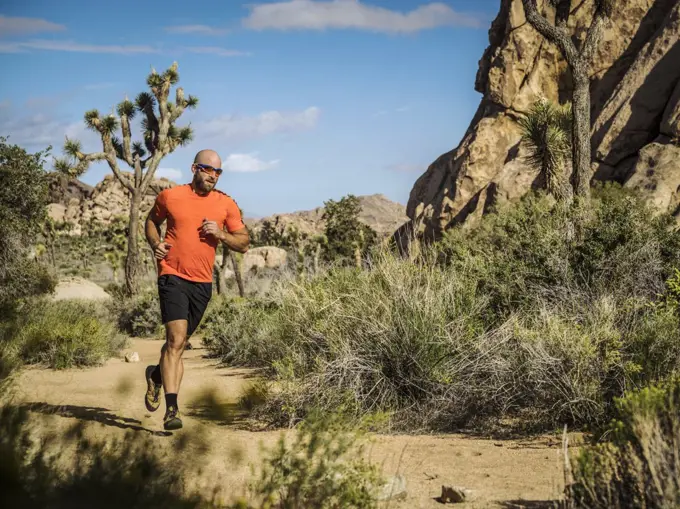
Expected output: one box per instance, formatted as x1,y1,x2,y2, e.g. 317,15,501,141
153,241,172,260
200,218,223,240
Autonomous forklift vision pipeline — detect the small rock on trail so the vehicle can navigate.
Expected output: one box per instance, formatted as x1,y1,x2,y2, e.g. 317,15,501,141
438,484,473,503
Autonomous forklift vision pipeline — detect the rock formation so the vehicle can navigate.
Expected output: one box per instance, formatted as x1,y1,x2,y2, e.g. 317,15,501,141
401,0,680,246
47,172,176,235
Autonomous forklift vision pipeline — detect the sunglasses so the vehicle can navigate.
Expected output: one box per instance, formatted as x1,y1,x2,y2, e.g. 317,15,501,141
194,163,223,177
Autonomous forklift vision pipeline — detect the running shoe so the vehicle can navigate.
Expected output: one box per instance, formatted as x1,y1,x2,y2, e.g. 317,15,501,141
144,365,162,412
163,406,183,430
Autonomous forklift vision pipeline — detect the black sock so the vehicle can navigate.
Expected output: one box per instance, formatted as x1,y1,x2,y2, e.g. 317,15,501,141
151,365,162,385
165,393,178,410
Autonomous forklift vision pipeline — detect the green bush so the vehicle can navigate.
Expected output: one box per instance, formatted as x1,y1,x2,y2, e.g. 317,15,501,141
229,409,382,509
109,287,163,337
0,137,56,315
201,295,279,362
207,186,680,432
3,299,126,370
439,184,680,321
567,378,680,508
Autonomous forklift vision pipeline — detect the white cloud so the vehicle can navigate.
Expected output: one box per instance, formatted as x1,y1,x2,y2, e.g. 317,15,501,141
0,15,66,37
223,153,280,173
165,25,229,36
242,0,484,33
0,39,159,54
198,106,320,140
187,46,251,57
156,168,183,181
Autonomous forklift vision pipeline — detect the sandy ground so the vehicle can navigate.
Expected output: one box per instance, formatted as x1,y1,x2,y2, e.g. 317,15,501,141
7,338,570,508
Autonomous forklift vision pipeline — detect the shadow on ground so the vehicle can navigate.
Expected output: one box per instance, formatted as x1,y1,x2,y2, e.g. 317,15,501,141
498,500,563,508
22,402,172,436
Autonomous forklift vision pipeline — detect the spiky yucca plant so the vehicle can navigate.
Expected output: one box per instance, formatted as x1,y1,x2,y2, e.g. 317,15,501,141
53,62,198,295
518,98,573,203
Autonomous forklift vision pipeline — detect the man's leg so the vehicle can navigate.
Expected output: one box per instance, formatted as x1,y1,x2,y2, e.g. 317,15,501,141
159,319,188,394
145,275,189,426
159,319,187,430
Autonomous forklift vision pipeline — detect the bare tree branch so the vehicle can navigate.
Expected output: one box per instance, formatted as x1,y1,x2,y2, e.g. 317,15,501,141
580,5,609,63
521,0,579,65
120,115,134,164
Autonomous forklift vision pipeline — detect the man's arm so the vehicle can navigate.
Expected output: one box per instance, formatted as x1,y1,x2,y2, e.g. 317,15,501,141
145,209,163,250
218,227,249,254
146,206,172,260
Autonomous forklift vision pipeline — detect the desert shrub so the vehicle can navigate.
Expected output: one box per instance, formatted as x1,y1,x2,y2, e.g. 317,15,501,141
201,295,280,362
3,299,126,370
229,409,382,509
209,186,680,432
109,286,163,337
237,262,680,431
0,137,56,315
439,184,680,321
566,378,680,508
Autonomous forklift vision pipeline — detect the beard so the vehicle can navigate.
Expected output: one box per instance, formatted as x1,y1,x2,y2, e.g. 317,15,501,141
194,177,215,194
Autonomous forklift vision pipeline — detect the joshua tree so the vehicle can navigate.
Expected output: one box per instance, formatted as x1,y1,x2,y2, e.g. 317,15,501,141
518,98,573,203
101,216,127,284
54,62,197,295
41,217,72,268
521,0,613,199
213,244,245,297
308,234,327,274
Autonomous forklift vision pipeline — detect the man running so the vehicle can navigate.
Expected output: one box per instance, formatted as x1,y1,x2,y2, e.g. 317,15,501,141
143,149,249,430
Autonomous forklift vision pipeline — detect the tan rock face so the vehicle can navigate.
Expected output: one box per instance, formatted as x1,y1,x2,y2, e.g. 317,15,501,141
592,2,680,167
405,0,680,242
662,80,680,139
624,137,680,215
48,172,177,230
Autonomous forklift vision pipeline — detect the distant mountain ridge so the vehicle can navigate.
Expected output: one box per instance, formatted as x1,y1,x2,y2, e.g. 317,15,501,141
47,173,409,238
245,193,410,239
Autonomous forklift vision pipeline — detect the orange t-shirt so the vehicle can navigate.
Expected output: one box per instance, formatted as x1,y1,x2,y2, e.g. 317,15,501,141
152,184,245,283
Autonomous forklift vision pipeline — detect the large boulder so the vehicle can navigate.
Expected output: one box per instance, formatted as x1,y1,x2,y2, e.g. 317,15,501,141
51,276,111,302
242,246,288,274
403,0,680,243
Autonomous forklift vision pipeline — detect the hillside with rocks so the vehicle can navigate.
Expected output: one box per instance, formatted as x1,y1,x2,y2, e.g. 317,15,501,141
47,173,408,239
245,193,409,239
400,0,680,244
47,173,176,235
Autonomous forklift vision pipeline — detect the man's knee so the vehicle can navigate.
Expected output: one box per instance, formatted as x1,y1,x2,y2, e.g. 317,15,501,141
165,321,188,352
166,336,186,353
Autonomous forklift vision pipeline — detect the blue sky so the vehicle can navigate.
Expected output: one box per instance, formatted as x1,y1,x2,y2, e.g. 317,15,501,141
0,0,499,218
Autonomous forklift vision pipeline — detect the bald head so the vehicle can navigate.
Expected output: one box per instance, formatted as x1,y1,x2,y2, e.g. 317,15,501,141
193,149,221,168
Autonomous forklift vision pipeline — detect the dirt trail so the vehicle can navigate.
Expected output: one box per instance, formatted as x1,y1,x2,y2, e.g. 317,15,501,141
7,338,568,508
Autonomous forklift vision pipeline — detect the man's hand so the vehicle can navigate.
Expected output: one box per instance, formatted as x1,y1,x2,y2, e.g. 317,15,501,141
153,241,172,260
200,218,223,240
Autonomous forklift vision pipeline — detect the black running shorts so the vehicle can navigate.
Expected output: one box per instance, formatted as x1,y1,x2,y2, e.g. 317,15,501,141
157,274,212,337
